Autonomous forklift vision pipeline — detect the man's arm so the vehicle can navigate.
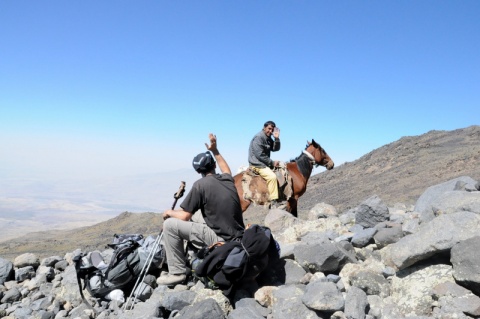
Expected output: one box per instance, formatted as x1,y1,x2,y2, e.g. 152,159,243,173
272,128,281,152
163,208,193,221
272,139,281,152
205,133,232,175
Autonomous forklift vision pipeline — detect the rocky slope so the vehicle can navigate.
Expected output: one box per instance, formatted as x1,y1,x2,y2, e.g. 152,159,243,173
1,175,479,318
301,125,480,213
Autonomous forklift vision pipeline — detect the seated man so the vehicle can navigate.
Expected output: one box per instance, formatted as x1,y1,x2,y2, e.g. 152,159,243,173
158,133,245,286
248,120,282,207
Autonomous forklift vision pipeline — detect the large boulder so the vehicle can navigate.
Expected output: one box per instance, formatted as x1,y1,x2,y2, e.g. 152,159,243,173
414,176,479,222
450,236,480,295
13,253,40,270
383,264,454,317
431,282,480,318
380,211,480,270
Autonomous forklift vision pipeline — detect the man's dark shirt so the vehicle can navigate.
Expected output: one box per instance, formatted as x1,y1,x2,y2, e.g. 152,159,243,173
181,173,245,241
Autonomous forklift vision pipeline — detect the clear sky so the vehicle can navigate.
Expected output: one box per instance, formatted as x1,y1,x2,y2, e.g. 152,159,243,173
1,1,479,182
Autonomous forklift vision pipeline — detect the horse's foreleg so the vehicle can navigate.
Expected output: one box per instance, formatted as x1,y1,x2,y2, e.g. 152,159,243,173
287,199,298,217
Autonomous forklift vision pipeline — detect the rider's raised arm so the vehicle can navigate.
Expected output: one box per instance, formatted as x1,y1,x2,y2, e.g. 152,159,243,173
205,133,232,175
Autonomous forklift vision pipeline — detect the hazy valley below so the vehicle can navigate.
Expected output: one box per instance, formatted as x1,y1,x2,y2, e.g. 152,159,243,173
0,169,198,242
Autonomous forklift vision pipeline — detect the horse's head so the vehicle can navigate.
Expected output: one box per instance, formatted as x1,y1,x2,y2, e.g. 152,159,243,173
305,139,334,170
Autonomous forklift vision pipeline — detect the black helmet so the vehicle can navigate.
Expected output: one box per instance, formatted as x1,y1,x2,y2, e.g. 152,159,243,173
192,152,215,173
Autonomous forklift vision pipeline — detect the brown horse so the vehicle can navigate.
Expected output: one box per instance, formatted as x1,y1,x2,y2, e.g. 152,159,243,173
234,139,334,217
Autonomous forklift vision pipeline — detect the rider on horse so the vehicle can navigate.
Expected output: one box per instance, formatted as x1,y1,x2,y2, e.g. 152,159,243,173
248,121,283,208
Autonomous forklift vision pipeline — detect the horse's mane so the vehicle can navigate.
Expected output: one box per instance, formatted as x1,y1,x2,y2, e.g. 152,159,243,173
290,152,312,179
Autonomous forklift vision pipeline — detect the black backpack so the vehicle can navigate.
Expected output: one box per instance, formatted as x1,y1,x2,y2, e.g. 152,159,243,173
193,225,280,296
74,233,165,309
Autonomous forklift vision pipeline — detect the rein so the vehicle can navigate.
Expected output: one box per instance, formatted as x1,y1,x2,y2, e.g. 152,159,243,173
295,152,315,179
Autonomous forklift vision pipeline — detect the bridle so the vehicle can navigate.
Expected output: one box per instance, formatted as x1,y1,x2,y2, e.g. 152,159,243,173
302,149,320,168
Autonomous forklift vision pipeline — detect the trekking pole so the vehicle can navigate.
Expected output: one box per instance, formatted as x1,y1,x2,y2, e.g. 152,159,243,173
123,181,186,311
171,181,186,209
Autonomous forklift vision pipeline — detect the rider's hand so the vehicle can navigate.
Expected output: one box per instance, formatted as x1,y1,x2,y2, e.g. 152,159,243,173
273,127,280,139
205,133,218,153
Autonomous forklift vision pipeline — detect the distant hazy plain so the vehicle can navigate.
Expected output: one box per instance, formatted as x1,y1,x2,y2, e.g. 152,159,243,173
0,169,198,242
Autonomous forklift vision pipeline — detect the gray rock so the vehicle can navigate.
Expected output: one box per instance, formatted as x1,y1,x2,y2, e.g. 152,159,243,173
272,284,306,302
142,274,157,289
229,298,267,319
0,257,14,285
294,242,356,273
302,281,344,312
300,231,331,244
13,253,40,270
30,296,54,311
431,191,480,219
388,264,454,317
354,195,390,228
132,282,153,302
228,306,264,319
380,211,480,270
450,236,480,295
58,265,84,307
308,202,338,220
11,306,33,318
340,210,356,226
344,286,368,319
350,271,390,297
67,303,92,318
54,260,69,271
367,295,383,319
327,274,341,283
265,209,302,233
373,225,403,248
284,259,307,285
351,228,377,248
278,242,296,259
432,282,480,318
160,289,196,312
40,256,63,268
2,287,22,304
234,298,269,317
118,300,162,319
348,224,364,233
36,265,55,282
334,233,354,243
175,298,225,319
402,217,420,235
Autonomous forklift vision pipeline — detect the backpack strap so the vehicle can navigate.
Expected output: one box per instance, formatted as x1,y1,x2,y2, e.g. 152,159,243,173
73,254,98,315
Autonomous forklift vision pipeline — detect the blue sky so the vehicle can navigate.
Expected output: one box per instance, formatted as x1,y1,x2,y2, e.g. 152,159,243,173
1,1,479,181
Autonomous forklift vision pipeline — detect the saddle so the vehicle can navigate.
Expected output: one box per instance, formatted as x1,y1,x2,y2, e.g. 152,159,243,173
240,163,293,205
